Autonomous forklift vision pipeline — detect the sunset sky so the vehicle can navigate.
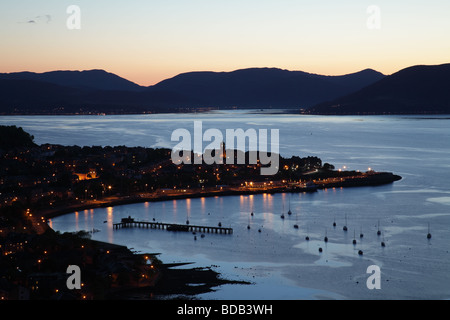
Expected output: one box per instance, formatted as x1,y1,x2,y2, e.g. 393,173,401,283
1,0,450,86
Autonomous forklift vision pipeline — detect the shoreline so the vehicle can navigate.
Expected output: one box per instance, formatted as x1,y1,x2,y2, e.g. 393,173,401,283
38,171,401,300
37,172,401,220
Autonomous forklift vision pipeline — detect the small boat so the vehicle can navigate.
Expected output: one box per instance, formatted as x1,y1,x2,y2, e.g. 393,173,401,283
294,209,299,229
287,195,292,215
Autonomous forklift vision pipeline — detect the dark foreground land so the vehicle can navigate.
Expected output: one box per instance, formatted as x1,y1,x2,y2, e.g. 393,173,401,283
109,263,251,300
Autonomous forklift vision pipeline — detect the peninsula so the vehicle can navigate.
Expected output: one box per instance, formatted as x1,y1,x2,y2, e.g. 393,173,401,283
0,125,401,299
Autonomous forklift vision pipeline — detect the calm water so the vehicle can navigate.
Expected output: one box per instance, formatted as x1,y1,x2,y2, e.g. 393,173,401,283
2,111,450,299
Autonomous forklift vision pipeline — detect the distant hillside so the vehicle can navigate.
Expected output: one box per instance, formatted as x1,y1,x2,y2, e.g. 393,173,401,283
0,67,385,114
308,64,450,115
149,68,385,108
0,79,83,112
0,78,196,114
0,70,144,92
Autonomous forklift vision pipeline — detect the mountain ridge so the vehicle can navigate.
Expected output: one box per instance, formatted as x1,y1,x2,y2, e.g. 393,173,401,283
0,67,385,113
0,69,144,92
308,63,450,115
5,64,450,115
148,67,385,108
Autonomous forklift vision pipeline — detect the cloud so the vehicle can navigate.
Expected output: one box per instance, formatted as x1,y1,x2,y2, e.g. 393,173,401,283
20,15,52,24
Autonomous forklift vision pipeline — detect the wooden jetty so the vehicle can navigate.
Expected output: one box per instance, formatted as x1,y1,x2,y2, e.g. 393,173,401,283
114,217,233,234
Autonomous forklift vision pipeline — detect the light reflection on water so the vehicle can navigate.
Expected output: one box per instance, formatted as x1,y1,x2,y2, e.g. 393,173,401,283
4,112,450,299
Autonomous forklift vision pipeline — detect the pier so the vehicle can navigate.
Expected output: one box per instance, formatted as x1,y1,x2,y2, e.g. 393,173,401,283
113,217,233,235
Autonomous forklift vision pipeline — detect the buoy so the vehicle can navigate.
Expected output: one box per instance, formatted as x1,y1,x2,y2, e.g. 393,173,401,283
294,224,299,229
427,223,432,239
377,220,381,236
305,236,310,241
319,247,323,252
194,236,197,241
381,241,386,247
358,250,363,255
247,225,251,230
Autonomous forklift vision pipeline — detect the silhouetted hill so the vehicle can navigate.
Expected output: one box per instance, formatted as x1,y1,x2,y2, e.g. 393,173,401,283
308,64,450,114
149,68,385,108
0,69,144,92
0,67,385,114
0,79,83,113
0,125,37,150
0,78,200,114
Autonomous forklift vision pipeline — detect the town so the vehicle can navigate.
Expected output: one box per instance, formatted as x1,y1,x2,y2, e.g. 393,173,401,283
0,125,401,299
